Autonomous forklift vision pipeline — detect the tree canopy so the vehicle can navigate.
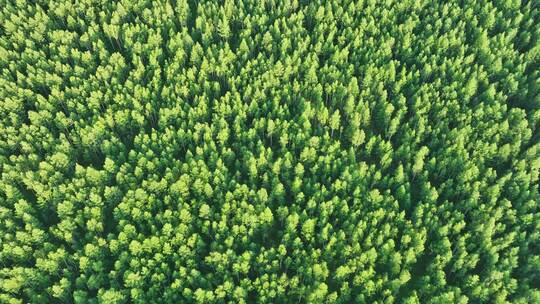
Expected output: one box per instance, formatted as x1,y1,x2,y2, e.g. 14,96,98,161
0,0,539,303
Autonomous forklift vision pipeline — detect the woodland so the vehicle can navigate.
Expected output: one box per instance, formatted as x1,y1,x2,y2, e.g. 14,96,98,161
0,0,539,303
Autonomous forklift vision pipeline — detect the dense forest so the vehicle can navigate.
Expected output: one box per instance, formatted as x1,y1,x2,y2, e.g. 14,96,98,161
1,0,539,303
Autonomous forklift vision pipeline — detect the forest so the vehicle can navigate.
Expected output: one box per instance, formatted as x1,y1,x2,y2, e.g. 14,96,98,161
0,0,539,303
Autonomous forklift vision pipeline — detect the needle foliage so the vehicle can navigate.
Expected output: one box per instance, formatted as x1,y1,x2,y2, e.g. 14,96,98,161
0,0,539,303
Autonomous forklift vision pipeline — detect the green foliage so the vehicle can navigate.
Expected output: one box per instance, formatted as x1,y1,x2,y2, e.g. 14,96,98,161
0,0,539,303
